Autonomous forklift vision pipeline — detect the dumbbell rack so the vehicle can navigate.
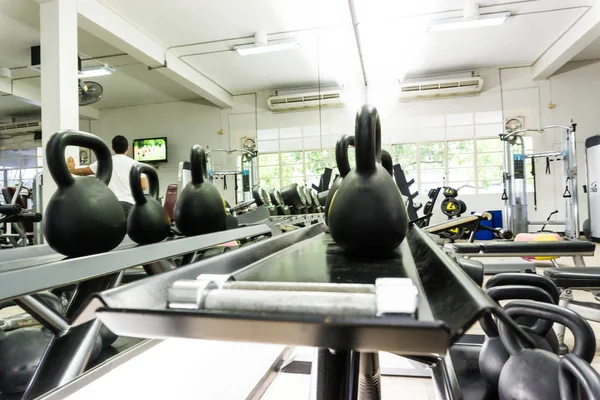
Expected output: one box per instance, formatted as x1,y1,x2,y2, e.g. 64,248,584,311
72,223,532,400
0,225,272,400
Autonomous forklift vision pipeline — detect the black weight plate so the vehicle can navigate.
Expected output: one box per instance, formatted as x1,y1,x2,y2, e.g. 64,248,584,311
441,198,461,217
457,199,467,215
442,226,465,241
443,187,458,198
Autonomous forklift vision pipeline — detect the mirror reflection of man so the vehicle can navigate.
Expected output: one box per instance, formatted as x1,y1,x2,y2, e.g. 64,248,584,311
67,135,147,216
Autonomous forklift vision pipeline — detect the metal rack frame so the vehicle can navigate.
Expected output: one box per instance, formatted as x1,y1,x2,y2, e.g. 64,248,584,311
0,224,272,399
73,224,532,399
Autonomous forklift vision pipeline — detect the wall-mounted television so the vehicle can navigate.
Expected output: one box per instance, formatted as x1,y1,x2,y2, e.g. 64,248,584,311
133,137,168,163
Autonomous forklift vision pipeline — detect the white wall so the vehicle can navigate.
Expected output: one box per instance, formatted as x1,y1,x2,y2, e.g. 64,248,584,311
91,100,225,192
87,61,600,231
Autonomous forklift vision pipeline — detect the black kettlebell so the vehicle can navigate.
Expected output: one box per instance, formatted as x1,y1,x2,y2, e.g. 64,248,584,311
381,149,393,177
44,130,126,257
127,163,170,245
328,105,408,254
324,135,354,224
174,145,227,236
559,353,600,400
479,285,559,389
485,273,560,335
497,300,596,400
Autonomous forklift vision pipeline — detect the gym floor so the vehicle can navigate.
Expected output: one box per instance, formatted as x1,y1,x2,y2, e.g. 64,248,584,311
4,247,600,399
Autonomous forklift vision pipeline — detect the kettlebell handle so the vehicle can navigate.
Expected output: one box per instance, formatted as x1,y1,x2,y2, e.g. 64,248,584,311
190,145,207,184
130,163,159,205
335,135,355,178
47,130,112,187
480,285,555,338
559,353,600,400
498,300,596,363
354,105,382,174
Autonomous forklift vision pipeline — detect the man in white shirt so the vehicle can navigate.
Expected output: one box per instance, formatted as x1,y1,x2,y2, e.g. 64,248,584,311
67,135,147,216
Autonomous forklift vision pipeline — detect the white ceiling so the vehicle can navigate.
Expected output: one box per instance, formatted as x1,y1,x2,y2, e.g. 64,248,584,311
99,0,596,94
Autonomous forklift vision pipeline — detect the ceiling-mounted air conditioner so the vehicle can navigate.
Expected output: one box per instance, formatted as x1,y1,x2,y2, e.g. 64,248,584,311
0,120,41,135
267,89,344,112
399,76,483,101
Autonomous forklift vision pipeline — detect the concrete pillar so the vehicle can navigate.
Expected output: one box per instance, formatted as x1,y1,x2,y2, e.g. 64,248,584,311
40,0,79,211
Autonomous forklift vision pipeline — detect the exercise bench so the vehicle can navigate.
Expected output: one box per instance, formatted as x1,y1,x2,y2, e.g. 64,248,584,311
544,267,600,353
452,241,596,274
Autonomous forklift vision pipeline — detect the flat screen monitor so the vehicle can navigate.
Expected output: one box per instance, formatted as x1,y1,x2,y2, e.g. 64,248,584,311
133,137,168,163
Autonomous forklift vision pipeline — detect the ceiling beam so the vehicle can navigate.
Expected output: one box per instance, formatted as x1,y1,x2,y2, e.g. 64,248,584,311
533,5,600,80
76,0,233,108
0,77,99,120
154,52,233,109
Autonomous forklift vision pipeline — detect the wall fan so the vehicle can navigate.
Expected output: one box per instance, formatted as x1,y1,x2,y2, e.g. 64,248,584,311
78,79,103,106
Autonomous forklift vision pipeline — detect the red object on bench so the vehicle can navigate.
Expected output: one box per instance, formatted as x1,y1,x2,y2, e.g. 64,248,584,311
163,184,178,222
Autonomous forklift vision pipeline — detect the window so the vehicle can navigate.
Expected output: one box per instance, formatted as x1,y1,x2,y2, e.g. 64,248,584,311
0,148,43,191
258,136,536,195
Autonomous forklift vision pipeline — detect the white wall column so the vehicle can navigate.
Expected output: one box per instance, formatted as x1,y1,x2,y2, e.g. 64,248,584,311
40,0,80,211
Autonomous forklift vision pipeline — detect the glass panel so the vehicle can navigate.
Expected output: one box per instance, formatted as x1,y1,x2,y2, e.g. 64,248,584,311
258,153,279,166
447,154,473,168
477,152,503,166
448,168,476,182
419,142,444,170
451,182,476,195
477,138,503,153
420,169,445,183
478,167,503,183
36,147,44,157
21,158,37,168
305,150,330,176
257,140,278,152
6,169,20,181
2,158,19,168
306,175,321,188
447,140,473,154
21,168,38,180
281,152,303,165
20,149,37,157
3,150,19,159
257,129,278,140
281,164,304,179
478,180,504,193
258,166,280,189
37,157,43,167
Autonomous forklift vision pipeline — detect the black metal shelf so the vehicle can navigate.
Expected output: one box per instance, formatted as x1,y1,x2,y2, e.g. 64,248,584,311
0,224,271,302
80,224,522,356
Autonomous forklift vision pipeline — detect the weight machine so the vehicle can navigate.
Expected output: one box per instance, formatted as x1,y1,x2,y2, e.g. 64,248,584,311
500,122,579,239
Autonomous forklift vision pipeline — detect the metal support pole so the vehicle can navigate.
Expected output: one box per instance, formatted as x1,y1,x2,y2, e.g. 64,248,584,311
15,294,70,335
564,125,580,240
309,348,360,400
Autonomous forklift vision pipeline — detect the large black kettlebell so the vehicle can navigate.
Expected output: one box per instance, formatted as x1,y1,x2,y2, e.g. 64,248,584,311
328,105,408,254
479,285,559,389
44,130,126,257
559,353,600,400
324,135,354,224
174,145,227,236
497,300,596,400
127,163,170,245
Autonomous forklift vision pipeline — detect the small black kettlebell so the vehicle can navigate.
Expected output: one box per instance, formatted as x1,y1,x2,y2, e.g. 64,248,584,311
44,130,126,257
381,149,393,177
174,145,227,236
479,285,558,389
127,163,170,245
328,105,408,254
324,134,354,224
497,300,596,400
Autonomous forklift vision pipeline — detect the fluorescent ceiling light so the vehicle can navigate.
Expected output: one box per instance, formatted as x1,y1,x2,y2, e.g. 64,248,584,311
234,38,300,56
79,64,115,78
428,11,510,32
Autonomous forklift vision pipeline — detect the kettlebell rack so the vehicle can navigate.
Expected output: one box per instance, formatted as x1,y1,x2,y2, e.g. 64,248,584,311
0,224,271,399
72,223,532,400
